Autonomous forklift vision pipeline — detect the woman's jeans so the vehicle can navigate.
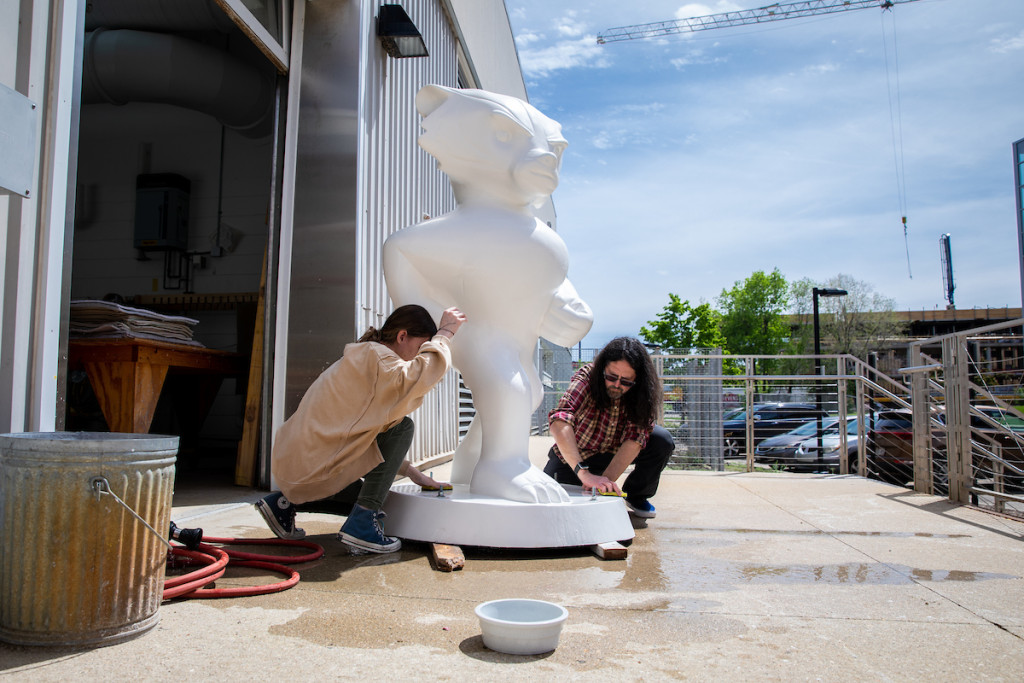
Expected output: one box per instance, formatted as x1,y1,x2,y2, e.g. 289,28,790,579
295,416,415,515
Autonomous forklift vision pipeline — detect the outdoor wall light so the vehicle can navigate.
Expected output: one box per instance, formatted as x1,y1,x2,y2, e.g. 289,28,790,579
377,4,429,58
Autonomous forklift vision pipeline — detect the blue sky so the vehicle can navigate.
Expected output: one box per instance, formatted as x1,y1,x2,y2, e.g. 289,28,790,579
504,0,1024,348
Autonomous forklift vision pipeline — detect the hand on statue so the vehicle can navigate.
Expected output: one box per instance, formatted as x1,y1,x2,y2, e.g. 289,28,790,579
580,471,622,495
409,467,443,489
437,307,467,337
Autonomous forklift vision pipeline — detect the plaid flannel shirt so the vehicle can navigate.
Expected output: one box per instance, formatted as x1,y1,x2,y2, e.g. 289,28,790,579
548,363,652,462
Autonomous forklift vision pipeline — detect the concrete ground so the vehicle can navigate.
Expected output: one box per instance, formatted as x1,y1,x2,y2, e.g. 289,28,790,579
2,436,1024,681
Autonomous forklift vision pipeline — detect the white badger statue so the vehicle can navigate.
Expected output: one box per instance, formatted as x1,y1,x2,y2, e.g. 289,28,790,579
384,85,593,504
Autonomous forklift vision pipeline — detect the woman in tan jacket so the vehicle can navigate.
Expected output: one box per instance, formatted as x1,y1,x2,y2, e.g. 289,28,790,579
256,304,466,553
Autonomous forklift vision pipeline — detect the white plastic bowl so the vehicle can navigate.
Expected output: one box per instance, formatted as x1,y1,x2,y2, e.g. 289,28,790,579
474,599,568,655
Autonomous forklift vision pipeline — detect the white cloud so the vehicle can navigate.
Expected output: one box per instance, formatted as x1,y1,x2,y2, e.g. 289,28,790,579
669,49,726,70
515,31,542,46
989,30,1024,53
517,36,608,77
555,10,586,38
675,2,744,21
803,62,839,76
611,103,667,115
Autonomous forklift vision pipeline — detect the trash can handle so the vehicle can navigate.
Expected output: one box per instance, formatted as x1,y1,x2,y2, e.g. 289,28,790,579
90,476,173,550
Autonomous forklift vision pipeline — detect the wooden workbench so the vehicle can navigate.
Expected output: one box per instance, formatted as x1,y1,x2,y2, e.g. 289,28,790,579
69,338,245,435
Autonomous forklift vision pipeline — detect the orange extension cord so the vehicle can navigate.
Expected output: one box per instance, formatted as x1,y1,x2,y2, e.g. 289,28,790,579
164,536,324,600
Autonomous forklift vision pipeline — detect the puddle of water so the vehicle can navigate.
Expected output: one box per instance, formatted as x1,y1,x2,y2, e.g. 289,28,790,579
675,527,970,539
908,568,1016,582
730,562,1018,585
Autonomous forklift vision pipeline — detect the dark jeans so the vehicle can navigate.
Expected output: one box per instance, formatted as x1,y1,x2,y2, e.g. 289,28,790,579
294,416,414,515
543,424,674,501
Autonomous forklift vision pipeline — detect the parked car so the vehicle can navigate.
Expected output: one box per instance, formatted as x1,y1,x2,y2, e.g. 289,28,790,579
974,405,1024,432
723,403,830,458
753,417,839,468
866,409,916,485
967,405,1024,493
866,408,950,489
791,416,869,473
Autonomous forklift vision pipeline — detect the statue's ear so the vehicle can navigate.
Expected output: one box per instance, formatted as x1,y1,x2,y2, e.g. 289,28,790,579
490,111,532,141
416,84,452,117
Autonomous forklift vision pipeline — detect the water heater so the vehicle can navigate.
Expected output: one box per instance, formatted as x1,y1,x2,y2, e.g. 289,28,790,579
134,173,190,252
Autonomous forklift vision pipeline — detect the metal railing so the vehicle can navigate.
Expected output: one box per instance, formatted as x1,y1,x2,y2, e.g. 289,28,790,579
908,319,1024,517
534,327,1024,520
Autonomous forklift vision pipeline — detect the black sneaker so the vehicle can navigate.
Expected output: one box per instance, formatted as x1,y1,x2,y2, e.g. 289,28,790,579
255,492,305,540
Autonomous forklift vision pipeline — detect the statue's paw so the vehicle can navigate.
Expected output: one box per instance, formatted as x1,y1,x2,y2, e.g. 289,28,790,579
513,467,571,504
449,450,480,486
470,461,570,504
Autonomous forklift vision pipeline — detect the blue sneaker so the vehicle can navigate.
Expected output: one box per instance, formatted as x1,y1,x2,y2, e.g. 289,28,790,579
256,492,305,540
339,504,401,553
625,497,656,519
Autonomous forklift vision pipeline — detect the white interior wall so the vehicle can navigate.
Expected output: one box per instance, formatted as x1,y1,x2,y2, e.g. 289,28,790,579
74,104,271,311
73,100,273,443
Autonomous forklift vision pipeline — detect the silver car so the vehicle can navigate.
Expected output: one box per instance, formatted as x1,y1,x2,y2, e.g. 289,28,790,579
754,417,839,468
791,417,865,473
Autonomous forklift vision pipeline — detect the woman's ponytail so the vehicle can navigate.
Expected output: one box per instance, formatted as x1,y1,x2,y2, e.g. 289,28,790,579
358,305,437,344
358,326,383,343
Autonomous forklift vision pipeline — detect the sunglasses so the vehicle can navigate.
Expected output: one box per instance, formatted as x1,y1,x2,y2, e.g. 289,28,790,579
603,372,635,388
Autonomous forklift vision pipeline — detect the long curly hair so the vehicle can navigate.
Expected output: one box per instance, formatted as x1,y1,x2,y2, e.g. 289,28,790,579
358,305,438,344
588,337,661,427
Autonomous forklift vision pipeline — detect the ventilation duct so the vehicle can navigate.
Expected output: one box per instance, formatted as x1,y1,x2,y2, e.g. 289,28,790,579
82,29,274,138
84,0,236,33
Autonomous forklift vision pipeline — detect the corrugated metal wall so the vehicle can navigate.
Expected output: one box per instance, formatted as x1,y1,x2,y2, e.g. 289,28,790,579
282,0,362,418
357,0,461,463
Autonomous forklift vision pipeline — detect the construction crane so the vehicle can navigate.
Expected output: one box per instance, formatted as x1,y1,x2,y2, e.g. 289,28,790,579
597,0,921,44
597,0,921,279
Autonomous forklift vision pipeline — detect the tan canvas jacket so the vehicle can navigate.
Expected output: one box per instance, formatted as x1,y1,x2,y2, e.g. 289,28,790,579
271,335,452,503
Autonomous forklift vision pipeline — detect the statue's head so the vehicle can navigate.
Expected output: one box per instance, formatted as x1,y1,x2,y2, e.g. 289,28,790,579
416,85,568,208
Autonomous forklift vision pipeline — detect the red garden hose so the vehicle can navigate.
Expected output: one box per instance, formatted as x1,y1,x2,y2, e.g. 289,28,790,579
164,535,324,600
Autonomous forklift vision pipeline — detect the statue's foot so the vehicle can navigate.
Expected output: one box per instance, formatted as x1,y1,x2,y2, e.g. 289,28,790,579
470,460,571,504
449,448,480,487
450,421,482,486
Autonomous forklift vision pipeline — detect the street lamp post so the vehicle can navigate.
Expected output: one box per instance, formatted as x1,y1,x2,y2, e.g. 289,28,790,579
813,287,848,470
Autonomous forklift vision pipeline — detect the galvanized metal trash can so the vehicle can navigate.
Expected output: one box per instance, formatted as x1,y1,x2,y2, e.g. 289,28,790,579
0,432,177,647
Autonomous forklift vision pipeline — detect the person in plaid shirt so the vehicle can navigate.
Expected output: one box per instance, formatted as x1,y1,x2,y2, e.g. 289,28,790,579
544,337,674,518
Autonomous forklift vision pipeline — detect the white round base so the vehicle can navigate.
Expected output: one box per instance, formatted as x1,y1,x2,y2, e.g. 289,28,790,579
382,484,635,548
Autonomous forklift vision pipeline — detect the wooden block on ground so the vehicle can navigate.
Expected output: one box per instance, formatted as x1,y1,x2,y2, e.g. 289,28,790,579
431,543,465,572
591,541,628,560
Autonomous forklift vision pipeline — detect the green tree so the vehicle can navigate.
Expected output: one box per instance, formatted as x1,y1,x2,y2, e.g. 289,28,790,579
639,294,725,351
717,269,790,356
789,274,907,362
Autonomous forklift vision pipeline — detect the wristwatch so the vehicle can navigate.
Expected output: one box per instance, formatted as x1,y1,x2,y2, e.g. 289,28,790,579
573,461,589,475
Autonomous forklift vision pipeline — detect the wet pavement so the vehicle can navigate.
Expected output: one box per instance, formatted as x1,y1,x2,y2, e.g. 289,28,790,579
2,436,1024,681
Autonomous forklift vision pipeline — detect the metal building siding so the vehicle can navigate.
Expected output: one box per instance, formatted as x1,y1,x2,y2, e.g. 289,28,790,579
357,0,460,463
